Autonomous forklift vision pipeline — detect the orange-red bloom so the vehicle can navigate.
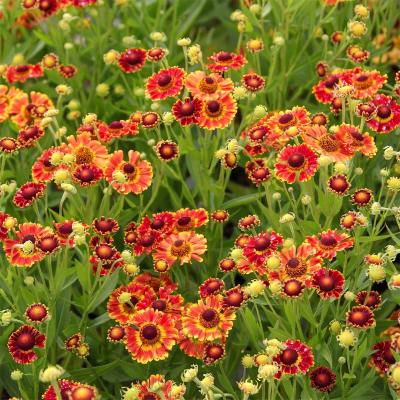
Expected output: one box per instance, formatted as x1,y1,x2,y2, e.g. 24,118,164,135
153,231,207,267
198,95,237,130
311,268,345,299
13,182,46,208
306,230,353,260
172,97,202,126
125,309,178,364
207,51,247,72
274,339,314,375
118,48,147,73
146,67,185,100
367,94,400,134
275,144,318,184
105,150,153,195
182,295,235,341
185,71,234,100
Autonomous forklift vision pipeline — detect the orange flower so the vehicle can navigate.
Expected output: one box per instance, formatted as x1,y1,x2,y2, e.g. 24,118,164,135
185,71,233,100
125,309,178,364
182,295,235,341
198,94,237,130
335,124,376,158
146,67,185,100
67,132,109,170
174,208,208,232
105,150,153,195
301,125,353,162
345,67,387,99
153,231,207,267
172,97,202,126
9,90,53,128
275,144,319,184
278,243,323,284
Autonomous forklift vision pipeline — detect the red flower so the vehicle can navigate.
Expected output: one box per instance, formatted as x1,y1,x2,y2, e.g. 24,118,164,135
274,339,314,375
25,303,49,324
125,309,178,364
118,48,147,73
146,67,185,100
203,342,226,365
172,97,202,126
72,163,103,186
127,374,179,400
199,278,225,299
42,380,98,400
222,285,248,309
311,268,344,299
370,341,396,375
355,290,381,310
31,146,67,182
327,174,351,196
155,140,179,162
275,144,318,184
335,124,376,158
92,217,119,236
313,73,349,104
174,208,208,232
107,326,125,343
309,366,336,392
207,51,247,72
367,94,400,133
242,73,265,92
243,231,283,266
346,305,375,329
13,182,46,208
18,125,45,148
8,325,45,364
306,229,353,260
58,64,78,78
5,64,44,84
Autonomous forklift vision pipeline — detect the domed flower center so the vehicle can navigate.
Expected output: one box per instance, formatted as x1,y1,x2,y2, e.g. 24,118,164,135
151,219,165,230
315,372,330,386
281,348,298,365
320,235,337,248
201,308,219,327
125,52,141,65
15,65,29,73
143,394,158,400
96,220,114,232
253,168,269,180
109,121,124,129
141,324,159,342
350,129,363,141
96,244,115,259
37,236,58,252
24,126,39,138
21,185,39,199
206,280,221,292
27,305,47,321
377,105,391,119
140,233,155,247
157,73,172,87
142,113,158,126
171,239,190,257
383,349,396,364
287,153,305,169
206,100,221,115
354,74,371,89
349,310,369,325
285,258,307,277
226,292,244,307
58,224,72,236
278,113,294,126
16,333,35,350
123,163,135,175
207,344,224,359
77,167,94,182
200,76,218,93
181,101,195,116
149,48,163,57
330,176,349,192
22,234,36,244
325,76,339,89
152,299,167,311
177,216,191,226
254,236,271,251
75,146,94,165
318,276,335,291
250,127,266,140
284,280,303,296
70,386,95,400
319,135,339,152
217,52,232,62
0,138,17,150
